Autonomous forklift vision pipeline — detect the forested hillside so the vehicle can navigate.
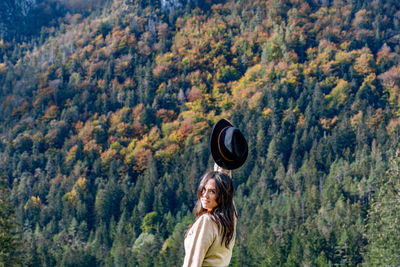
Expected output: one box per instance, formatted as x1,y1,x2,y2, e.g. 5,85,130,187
2,0,400,265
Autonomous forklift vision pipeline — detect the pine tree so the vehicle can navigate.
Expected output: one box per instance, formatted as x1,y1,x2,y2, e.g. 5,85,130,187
364,153,400,266
0,177,22,266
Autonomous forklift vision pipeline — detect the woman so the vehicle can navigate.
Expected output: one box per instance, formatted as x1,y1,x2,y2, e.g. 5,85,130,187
183,170,237,267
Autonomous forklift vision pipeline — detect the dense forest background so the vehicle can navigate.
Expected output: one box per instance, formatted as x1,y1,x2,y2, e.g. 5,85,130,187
2,0,400,266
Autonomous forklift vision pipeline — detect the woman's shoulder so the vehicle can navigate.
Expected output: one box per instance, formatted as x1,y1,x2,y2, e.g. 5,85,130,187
195,213,218,229
197,213,213,223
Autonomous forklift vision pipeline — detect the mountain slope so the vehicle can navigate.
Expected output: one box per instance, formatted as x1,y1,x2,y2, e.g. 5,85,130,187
1,0,400,265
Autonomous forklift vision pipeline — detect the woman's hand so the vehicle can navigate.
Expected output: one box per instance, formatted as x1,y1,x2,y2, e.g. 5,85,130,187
214,163,232,178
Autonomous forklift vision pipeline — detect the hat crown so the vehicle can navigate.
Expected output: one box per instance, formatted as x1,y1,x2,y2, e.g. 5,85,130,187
210,118,248,170
224,128,247,159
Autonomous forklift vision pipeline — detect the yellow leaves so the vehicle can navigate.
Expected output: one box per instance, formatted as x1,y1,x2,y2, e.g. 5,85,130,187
161,120,179,138
122,127,160,170
156,82,166,94
215,92,233,111
354,49,375,75
95,34,103,41
262,107,273,119
359,73,377,93
59,176,85,211
232,64,264,100
325,79,351,109
63,189,78,207
156,52,174,64
185,93,212,114
335,50,352,65
153,52,175,78
110,107,131,127
146,127,161,147
280,63,303,87
24,196,42,212
66,145,79,163
75,177,87,193
78,120,94,141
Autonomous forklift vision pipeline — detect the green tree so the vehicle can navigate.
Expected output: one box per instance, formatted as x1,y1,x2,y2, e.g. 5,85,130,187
0,177,22,266
364,154,400,266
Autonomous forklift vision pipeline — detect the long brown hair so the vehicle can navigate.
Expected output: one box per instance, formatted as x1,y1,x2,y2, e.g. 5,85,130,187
193,171,237,248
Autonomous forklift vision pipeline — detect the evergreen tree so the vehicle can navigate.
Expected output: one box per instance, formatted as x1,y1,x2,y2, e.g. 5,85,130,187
364,153,400,266
0,177,22,266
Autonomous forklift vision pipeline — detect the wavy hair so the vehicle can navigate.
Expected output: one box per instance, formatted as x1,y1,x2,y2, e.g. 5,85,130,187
193,171,237,248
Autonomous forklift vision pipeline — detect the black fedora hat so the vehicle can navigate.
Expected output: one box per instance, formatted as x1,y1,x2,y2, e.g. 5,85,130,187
210,118,248,170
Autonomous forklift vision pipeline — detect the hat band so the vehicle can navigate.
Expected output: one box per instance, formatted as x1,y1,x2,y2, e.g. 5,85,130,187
218,126,234,162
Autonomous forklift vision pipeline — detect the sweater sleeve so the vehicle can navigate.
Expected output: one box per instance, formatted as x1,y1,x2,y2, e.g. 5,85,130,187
183,215,217,267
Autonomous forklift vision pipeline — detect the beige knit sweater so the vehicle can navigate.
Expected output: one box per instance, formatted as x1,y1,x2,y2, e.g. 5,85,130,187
183,213,235,267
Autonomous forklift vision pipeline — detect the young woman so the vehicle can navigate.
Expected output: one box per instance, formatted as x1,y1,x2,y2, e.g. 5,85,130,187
183,171,237,267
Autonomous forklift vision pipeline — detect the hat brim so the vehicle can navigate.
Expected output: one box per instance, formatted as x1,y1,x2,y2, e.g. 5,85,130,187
210,119,248,170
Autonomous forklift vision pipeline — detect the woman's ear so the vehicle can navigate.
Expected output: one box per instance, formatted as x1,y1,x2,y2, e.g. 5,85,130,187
214,163,232,178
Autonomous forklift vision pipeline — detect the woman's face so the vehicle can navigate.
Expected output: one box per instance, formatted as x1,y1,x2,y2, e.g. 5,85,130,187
201,178,218,211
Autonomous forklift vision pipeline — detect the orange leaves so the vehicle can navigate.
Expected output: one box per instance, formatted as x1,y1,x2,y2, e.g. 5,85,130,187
174,119,193,143
319,116,339,130
122,126,160,171
11,101,30,118
33,87,56,110
133,149,152,172
131,121,145,137
154,143,180,161
132,104,145,121
0,63,7,74
156,109,177,123
187,88,202,102
350,111,363,129
42,105,59,121
367,108,384,129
